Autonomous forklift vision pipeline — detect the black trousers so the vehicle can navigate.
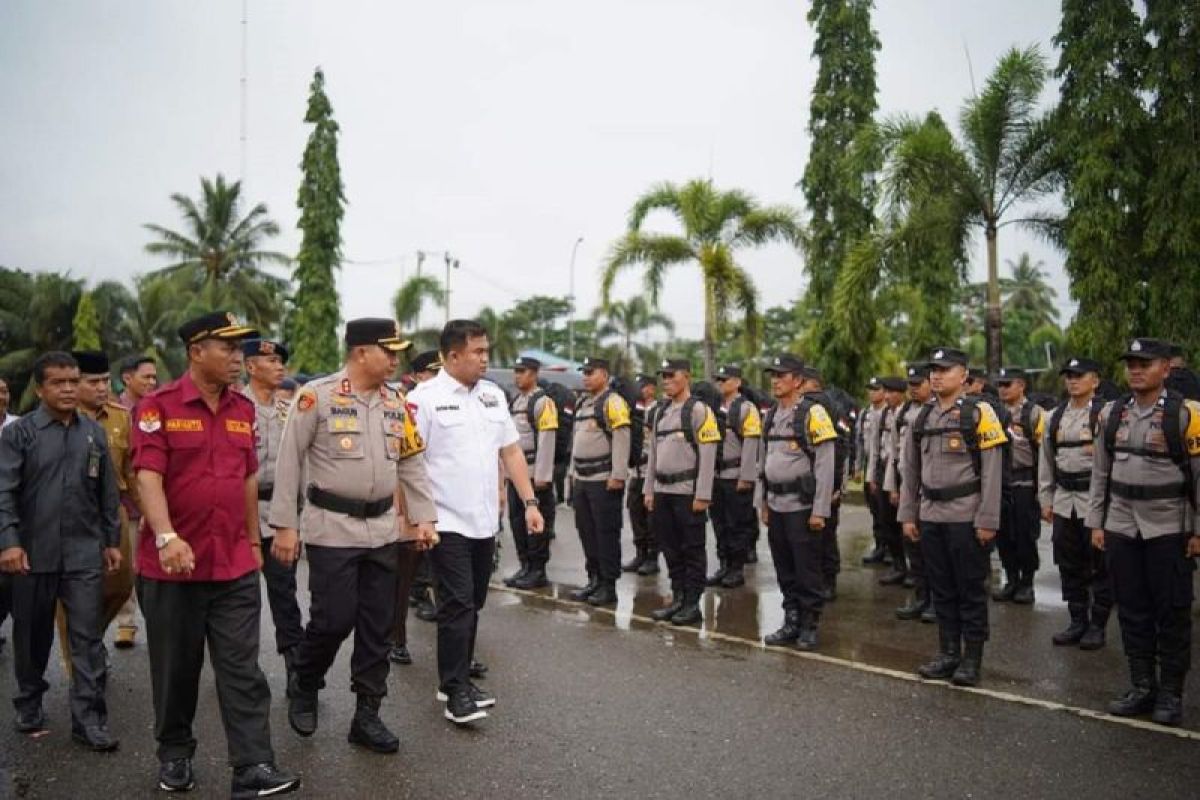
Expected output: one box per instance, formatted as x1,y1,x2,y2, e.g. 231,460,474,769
866,481,885,549
997,485,1040,575
12,570,107,727
652,493,708,592
259,535,304,655
626,478,655,551
921,521,991,642
877,491,907,569
430,532,495,694
767,509,825,616
138,572,273,767
822,504,842,581
1052,512,1112,614
1105,531,1194,680
507,482,555,568
904,535,927,595
573,479,623,582
0,573,12,638
711,478,755,565
295,542,398,698
391,543,423,647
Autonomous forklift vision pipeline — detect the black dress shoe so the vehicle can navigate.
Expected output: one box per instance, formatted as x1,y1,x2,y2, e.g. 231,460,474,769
636,557,661,576
720,566,746,589
763,618,801,646
502,564,529,587
920,606,937,624
895,595,929,621
1078,624,1106,651
992,578,1018,602
415,600,438,622
622,551,646,572
14,706,46,734
72,723,119,752
861,545,887,565
158,758,195,793
512,567,549,589
230,762,300,799
1108,685,1157,717
587,583,618,606
388,645,412,665
705,562,730,586
469,660,488,680
1151,691,1184,727
568,579,599,602
651,592,685,622
794,625,819,652
1011,583,1035,605
669,592,703,626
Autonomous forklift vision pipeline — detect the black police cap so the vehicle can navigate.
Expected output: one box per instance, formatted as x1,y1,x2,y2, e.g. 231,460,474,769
1122,337,1173,361
635,373,657,387
345,318,411,352
410,350,442,373
927,347,968,368
513,356,542,370
906,362,930,382
242,339,289,364
763,354,805,375
1059,357,1102,376
866,376,882,390
178,311,258,345
995,367,1028,384
71,350,110,375
880,376,907,392
578,356,610,372
715,365,743,380
657,358,691,375
968,366,987,381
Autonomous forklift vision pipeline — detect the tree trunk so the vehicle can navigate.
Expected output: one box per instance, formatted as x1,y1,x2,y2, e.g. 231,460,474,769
702,279,717,379
985,222,1003,375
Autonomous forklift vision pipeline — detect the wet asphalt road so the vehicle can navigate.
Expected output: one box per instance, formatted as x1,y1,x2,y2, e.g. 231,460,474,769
1,499,1198,798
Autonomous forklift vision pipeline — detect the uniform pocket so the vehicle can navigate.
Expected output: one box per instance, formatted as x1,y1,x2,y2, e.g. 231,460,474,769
330,432,365,460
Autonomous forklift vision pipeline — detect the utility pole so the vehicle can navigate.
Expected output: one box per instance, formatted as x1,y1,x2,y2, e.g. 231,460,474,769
568,236,583,362
239,0,248,184
414,250,425,330
444,253,459,325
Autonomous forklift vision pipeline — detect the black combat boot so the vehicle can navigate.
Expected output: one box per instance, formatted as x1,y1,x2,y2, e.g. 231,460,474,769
1012,572,1035,605
568,574,599,602
669,590,704,626
992,571,1018,602
746,544,758,564
795,613,820,652
877,564,907,586
348,695,399,753
623,546,646,573
1078,606,1109,651
1107,659,1158,717
951,640,984,687
917,630,961,681
651,587,685,621
920,604,937,624
1051,603,1088,646
587,582,618,607
705,559,730,587
503,561,529,587
1151,672,1185,727
764,610,802,646
721,561,746,589
861,544,887,565
287,674,318,737
895,588,930,621
637,550,661,576
513,565,549,590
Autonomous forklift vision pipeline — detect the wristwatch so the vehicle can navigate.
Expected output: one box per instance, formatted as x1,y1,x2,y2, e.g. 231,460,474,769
155,532,179,550
523,497,539,508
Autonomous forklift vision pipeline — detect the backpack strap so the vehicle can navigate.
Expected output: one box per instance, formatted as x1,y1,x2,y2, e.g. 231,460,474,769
523,389,547,458
593,390,614,441
727,396,746,442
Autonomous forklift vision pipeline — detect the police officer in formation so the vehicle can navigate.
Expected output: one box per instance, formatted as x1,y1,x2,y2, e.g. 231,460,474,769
898,347,1006,687
1038,357,1110,650
269,318,437,754
569,356,631,606
994,367,1045,605
858,376,889,565
798,366,848,600
885,364,933,621
504,356,559,590
1088,338,1200,727
242,338,305,680
398,349,442,628
707,364,762,589
643,359,720,625
624,374,661,575
760,355,837,651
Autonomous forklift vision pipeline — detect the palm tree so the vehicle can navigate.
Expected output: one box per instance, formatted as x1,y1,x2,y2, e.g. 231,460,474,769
474,306,519,365
144,174,291,332
593,297,674,373
392,274,446,349
601,178,801,376
1002,253,1058,328
0,269,83,410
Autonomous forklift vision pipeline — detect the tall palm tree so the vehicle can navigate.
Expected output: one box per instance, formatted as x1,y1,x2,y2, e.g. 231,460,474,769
1002,253,1058,328
593,297,674,373
0,269,83,410
393,274,446,331
601,178,801,376
144,174,291,332
474,306,519,365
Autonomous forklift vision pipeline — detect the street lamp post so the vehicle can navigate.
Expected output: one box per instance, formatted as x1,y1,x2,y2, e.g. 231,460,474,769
568,236,583,363
444,253,459,325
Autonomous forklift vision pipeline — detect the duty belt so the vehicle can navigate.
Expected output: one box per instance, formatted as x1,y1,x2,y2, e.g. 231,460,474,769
1055,470,1091,492
766,475,816,499
575,455,612,477
718,457,741,471
306,486,394,519
522,449,536,465
921,479,981,502
657,468,698,485
1110,480,1187,501
1011,466,1035,483
257,483,274,501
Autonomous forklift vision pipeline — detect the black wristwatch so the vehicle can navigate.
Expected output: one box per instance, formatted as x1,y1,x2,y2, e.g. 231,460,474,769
523,497,539,508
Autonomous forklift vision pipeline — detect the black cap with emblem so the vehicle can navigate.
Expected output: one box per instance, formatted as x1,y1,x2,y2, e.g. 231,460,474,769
1121,337,1173,361
410,350,442,374
880,376,907,392
657,358,691,375
71,350,110,375
513,356,542,371
178,311,258,345
994,367,1028,385
800,364,823,381
635,373,656,387
906,362,930,383
927,347,968,368
578,356,610,372
763,354,805,375
968,366,987,381
1059,357,1102,376
345,318,411,352
714,364,743,380
242,339,289,364
866,376,882,390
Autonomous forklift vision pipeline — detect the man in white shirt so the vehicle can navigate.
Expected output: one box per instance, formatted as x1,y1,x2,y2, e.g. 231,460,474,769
409,320,544,725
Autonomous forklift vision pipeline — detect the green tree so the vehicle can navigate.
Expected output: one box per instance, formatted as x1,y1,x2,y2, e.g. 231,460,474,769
799,0,881,375
0,268,83,410
474,306,519,365
72,290,102,350
1054,0,1150,372
601,178,800,376
143,173,290,331
1002,254,1058,328
286,68,346,374
593,296,674,374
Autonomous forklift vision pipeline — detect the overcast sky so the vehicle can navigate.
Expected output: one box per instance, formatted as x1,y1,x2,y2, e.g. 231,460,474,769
0,1,1067,341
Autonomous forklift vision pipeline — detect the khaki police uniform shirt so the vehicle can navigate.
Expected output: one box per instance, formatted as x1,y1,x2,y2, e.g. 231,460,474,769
644,397,720,501
268,369,436,548
1005,399,1046,487
1086,392,1200,539
631,400,657,481
571,391,631,482
759,400,837,516
94,400,139,513
716,398,762,483
858,403,882,477
244,384,288,534
883,402,922,493
897,396,1007,529
1038,402,1094,519
510,389,558,486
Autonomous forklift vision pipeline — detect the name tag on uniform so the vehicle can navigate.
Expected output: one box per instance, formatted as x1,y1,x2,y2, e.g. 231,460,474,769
87,443,101,478
166,418,204,432
225,419,252,436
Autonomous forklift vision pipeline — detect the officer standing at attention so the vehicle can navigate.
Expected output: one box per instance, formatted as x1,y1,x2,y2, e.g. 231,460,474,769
624,374,661,575
569,357,631,605
883,365,932,594
0,352,121,751
643,359,720,625
994,367,1046,605
899,347,1006,687
798,366,849,600
503,356,558,590
132,312,299,796
759,355,837,651
242,339,305,679
1087,338,1200,727
269,319,437,753
707,364,762,589
858,377,889,566
1038,357,1111,650
409,320,545,725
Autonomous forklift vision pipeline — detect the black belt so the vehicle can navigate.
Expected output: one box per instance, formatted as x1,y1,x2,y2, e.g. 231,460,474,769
921,479,981,502
718,458,740,471
1011,466,1035,483
306,486,394,519
657,469,698,485
1110,480,1187,501
1055,470,1091,492
523,450,536,465
575,456,612,477
257,484,274,501
766,476,816,498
